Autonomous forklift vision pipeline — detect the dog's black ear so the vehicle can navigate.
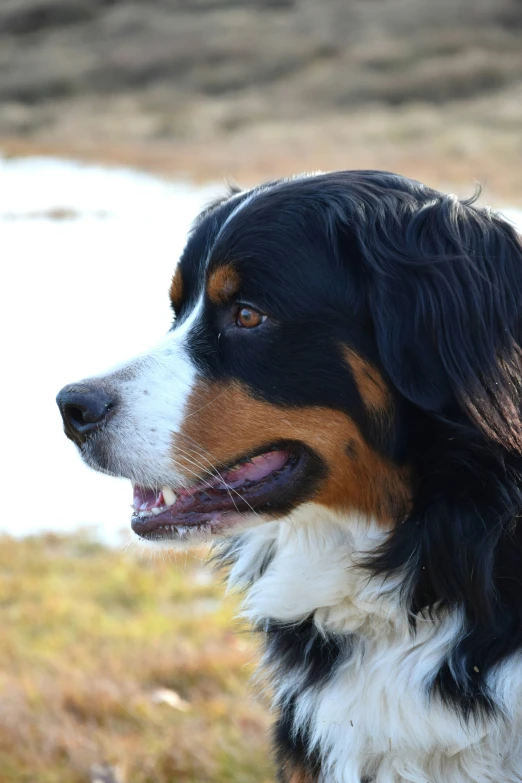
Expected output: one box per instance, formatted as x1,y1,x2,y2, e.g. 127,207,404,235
363,195,522,452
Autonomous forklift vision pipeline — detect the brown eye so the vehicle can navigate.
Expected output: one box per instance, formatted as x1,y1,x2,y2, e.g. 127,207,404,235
236,306,267,329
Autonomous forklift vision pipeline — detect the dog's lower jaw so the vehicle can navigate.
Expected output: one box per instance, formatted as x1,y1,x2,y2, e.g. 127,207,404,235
214,504,522,783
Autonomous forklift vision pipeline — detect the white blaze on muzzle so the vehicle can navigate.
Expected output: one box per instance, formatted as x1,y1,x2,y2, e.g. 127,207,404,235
77,298,203,488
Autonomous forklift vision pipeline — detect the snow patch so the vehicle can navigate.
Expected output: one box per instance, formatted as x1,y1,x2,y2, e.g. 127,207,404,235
1,156,221,542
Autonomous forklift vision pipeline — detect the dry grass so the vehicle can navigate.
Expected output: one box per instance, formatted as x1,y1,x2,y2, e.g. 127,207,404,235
3,86,522,207
0,532,274,783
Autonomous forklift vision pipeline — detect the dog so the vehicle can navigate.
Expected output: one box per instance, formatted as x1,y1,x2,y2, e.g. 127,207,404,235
57,170,522,783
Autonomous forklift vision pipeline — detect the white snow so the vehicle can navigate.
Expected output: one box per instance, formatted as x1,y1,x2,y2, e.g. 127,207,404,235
1,155,521,542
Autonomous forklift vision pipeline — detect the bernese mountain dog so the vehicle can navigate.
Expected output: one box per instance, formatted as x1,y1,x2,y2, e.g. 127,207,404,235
57,170,522,783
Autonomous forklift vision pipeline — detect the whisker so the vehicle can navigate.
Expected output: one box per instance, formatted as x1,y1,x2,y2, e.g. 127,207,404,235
176,441,261,519
174,446,243,516
183,388,229,419
177,435,264,519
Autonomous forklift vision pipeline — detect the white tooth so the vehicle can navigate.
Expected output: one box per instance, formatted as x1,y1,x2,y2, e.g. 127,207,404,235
151,507,161,516
162,486,177,507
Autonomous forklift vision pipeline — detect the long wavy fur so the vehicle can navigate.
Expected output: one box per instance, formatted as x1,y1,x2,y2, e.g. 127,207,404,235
325,172,522,712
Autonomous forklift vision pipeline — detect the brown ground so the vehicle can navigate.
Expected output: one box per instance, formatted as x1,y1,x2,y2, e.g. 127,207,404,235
1,0,522,204
3,96,522,206
0,532,274,783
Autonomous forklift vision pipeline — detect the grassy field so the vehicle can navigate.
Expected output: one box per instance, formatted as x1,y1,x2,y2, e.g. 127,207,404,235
0,533,274,783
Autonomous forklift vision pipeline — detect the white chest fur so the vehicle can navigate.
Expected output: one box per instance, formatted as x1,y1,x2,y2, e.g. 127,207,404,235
224,506,522,783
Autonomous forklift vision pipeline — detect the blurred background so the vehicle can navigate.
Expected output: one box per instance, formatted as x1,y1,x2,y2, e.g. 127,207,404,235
1,0,522,196
1,1,522,781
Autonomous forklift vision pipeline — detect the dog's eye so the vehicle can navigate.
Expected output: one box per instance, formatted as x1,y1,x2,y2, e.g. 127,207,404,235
236,305,267,329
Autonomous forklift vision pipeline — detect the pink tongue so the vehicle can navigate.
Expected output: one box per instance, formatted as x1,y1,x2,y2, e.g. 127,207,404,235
222,451,289,488
133,450,289,511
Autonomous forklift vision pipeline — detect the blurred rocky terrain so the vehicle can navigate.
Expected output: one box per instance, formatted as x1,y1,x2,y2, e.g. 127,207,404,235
1,0,522,198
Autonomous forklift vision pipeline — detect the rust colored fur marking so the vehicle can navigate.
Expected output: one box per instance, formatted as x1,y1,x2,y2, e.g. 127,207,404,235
207,264,240,304
344,348,390,411
286,768,317,783
173,380,411,526
170,267,183,310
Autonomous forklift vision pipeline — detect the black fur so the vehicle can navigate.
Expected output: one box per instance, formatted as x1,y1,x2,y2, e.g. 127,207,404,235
178,170,522,722
267,621,348,782
264,616,349,691
274,693,321,782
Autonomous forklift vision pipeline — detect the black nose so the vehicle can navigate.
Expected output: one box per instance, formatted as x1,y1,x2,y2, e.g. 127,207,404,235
56,384,116,446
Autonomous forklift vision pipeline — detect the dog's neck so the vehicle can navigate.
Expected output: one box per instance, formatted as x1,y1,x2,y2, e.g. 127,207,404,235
223,505,397,631
215,506,521,783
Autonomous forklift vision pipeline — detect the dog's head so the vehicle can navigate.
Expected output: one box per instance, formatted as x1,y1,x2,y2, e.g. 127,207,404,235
57,170,522,559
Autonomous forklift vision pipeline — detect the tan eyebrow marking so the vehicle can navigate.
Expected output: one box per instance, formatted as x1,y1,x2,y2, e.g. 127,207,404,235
170,266,183,310
207,264,240,305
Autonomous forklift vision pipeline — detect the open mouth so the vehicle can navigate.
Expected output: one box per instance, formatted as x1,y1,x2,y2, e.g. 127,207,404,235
131,444,315,542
